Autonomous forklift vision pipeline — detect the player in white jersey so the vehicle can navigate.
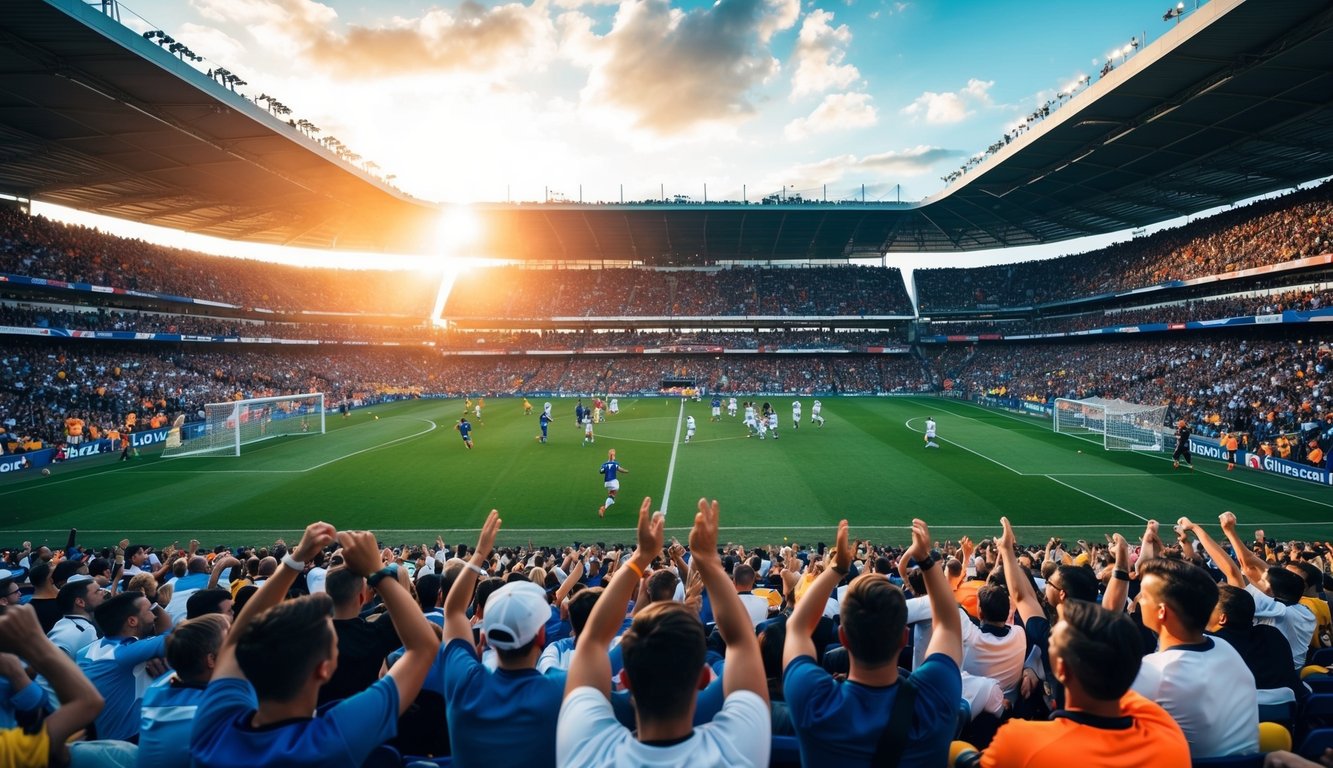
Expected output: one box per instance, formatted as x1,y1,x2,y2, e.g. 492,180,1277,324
791,400,802,430
609,397,619,415
544,401,553,417
583,414,595,446
924,416,939,448
744,402,757,435
767,410,779,440
810,399,824,427
728,397,738,417
685,415,697,442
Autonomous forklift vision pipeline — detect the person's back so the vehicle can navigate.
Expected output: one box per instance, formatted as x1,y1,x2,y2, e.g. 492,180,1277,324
139,615,228,767
980,600,1190,768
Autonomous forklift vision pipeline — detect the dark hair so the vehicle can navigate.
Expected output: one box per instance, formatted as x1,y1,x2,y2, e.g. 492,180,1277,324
94,590,146,636
733,563,756,588
473,577,505,618
1057,599,1143,701
1267,567,1304,606
186,588,233,620
325,568,366,607
977,584,1010,624
28,562,51,589
1137,558,1218,634
1290,562,1322,591
166,614,228,682
757,616,788,684
1216,584,1255,627
620,602,706,721
840,575,908,666
57,579,97,614
1054,565,1099,603
235,593,335,701
416,573,443,612
567,587,602,636
646,569,680,603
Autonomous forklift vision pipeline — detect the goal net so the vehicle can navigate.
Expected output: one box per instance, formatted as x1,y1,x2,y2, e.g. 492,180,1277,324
161,393,326,458
1053,397,1168,451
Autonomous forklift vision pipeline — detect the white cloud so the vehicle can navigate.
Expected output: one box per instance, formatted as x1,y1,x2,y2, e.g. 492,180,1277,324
176,23,248,65
776,145,962,189
784,92,876,139
789,9,859,99
573,0,801,137
900,78,994,124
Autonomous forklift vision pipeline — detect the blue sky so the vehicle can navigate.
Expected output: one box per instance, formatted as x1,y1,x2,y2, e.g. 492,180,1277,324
41,0,1210,268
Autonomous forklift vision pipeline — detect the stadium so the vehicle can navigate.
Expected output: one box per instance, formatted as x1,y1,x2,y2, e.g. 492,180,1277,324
1,0,1333,765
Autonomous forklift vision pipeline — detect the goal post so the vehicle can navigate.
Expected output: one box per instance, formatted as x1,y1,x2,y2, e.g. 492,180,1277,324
161,393,326,458
1054,397,1168,451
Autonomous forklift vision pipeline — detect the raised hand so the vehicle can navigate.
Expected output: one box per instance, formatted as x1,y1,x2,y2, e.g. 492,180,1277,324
833,520,852,572
636,498,664,559
689,498,722,563
475,509,502,560
904,518,932,564
292,521,336,562
998,516,1017,552
1218,511,1238,532
338,530,382,578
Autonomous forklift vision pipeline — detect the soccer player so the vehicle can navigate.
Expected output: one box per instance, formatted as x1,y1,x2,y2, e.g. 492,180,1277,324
766,408,779,440
523,398,533,415
1173,419,1193,469
539,410,553,444
544,401,552,417
711,395,722,422
583,414,594,446
609,397,619,415
598,449,628,518
464,397,472,415
475,397,484,421
728,396,738,418
810,399,824,427
743,402,757,436
1222,429,1239,471
924,416,939,448
791,400,802,430
456,417,474,450
685,415,697,443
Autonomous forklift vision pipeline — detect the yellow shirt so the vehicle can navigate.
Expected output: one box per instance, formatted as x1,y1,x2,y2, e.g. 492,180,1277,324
0,726,50,768
1302,595,1332,648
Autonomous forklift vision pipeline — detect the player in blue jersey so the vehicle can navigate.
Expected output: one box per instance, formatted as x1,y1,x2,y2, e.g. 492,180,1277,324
455,417,473,450
598,449,629,518
711,395,722,422
539,410,554,443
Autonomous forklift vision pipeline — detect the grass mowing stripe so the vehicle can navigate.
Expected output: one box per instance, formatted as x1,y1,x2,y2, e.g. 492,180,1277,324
660,398,685,516
902,416,1027,475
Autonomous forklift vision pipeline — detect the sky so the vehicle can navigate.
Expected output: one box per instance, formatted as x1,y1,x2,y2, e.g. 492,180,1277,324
36,0,1214,271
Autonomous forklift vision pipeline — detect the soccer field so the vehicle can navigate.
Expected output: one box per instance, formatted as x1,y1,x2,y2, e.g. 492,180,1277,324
4,396,1332,549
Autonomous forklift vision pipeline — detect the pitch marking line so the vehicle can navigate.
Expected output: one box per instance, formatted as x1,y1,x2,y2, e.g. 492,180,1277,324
660,399,685,516
1045,476,1151,523
935,398,1333,512
903,417,1026,475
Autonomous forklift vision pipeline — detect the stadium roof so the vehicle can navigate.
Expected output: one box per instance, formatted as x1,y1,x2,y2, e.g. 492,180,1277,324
0,0,1331,262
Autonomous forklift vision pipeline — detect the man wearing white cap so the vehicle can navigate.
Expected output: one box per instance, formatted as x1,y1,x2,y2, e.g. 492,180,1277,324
443,511,566,766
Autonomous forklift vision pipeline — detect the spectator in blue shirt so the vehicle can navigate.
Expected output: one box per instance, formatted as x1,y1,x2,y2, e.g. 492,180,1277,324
189,522,439,768
783,518,963,768
442,510,567,767
77,590,172,741
139,613,228,765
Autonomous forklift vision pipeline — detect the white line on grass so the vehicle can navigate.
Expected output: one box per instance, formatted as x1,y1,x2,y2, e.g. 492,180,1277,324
935,398,1333,511
1045,475,1150,523
303,419,438,471
660,399,685,516
903,417,1026,475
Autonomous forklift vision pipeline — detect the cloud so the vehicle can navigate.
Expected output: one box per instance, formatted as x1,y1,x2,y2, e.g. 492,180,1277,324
176,22,249,65
189,0,556,78
573,0,801,136
784,92,876,139
777,145,962,188
790,9,858,99
900,78,993,124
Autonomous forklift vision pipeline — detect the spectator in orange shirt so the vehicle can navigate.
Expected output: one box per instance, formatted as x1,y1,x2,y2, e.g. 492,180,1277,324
976,600,1190,768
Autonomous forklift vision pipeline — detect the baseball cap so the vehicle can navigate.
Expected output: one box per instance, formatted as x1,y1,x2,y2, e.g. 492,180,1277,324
482,581,550,650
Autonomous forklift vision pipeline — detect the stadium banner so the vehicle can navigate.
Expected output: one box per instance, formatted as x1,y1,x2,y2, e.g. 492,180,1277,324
1188,438,1331,485
0,451,47,473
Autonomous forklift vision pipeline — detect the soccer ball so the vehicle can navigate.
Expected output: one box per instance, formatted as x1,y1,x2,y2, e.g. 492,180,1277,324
373,415,379,420
41,468,51,476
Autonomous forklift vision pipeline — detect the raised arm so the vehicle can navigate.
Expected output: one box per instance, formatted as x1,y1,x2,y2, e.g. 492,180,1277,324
566,497,661,698
0,606,103,766
215,521,336,681
443,511,501,647
998,517,1044,625
783,520,849,669
1220,512,1270,586
553,556,585,606
1178,516,1244,587
208,555,239,589
1101,533,1131,612
691,498,767,700
340,530,437,716
910,519,961,666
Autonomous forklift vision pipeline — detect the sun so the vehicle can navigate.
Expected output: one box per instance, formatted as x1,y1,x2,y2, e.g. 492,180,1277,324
436,206,482,256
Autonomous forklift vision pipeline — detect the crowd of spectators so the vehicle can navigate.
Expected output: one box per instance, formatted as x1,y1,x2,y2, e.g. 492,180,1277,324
954,337,1333,447
0,503,1328,766
0,208,436,315
0,304,433,343
444,265,914,318
916,180,1333,311
439,328,907,350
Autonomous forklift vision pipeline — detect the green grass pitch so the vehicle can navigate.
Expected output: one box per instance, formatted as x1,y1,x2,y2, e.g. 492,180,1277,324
3,396,1330,549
